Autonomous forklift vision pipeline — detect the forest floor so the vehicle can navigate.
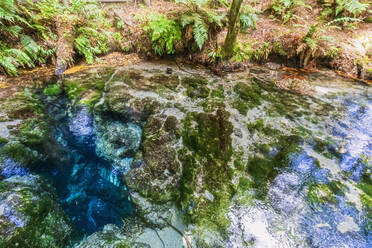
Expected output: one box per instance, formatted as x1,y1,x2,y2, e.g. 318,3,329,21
107,0,371,81
1,0,371,87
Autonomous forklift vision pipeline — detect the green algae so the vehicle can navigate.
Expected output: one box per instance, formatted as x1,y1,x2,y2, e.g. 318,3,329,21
179,108,234,233
211,85,225,99
18,118,51,147
0,178,72,248
246,119,280,137
43,84,62,97
150,73,180,90
0,137,8,145
0,141,43,166
313,137,341,160
358,170,372,230
233,98,249,115
233,81,262,115
198,99,225,113
308,181,346,205
0,91,44,119
125,115,180,204
238,177,251,191
64,76,106,108
254,143,271,154
234,158,245,172
246,135,302,199
182,76,210,99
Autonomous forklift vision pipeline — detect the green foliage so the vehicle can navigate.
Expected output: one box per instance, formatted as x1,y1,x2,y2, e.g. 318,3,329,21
231,42,254,62
177,0,224,50
239,4,259,32
43,84,61,96
320,0,369,24
144,13,182,56
270,0,312,23
296,23,339,66
74,28,110,64
335,0,369,17
0,0,112,75
0,42,33,76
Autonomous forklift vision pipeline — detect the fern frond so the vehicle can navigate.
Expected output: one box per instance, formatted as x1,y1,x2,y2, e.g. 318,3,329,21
193,16,208,50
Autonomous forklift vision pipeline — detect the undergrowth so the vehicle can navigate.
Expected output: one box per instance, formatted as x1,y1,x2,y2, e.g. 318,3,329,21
0,0,114,75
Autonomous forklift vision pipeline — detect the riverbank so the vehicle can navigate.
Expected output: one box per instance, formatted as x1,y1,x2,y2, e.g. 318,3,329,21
1,0,371,82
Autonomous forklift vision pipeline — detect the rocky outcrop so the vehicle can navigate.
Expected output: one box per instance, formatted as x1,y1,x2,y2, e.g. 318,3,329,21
0,173,72,247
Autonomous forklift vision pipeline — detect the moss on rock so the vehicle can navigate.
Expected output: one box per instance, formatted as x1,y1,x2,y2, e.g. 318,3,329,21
182,76,210,99
0,175,72,248
308,181,346,205
0,141,43,167
43,84,62,97
179,108,234,233
246,135,302,199
126,115,181,204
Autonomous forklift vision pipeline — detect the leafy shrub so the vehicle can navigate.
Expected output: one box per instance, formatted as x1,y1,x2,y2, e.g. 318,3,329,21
177,0,224,50
0,0,113,75
144,13,182,56
0,42,33,76
297,23,338,67
320,0,369,26
239,4,259,32
270,0,312,23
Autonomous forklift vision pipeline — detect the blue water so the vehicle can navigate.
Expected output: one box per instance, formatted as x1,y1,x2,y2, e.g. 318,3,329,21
38,104,134,236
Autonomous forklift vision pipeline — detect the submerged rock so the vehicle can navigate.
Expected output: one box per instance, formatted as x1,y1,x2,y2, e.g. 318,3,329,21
95,121,142,172
0,175,72,247
1,62,371,247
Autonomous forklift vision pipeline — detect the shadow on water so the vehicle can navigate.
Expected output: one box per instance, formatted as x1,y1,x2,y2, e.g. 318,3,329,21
36,96,134,238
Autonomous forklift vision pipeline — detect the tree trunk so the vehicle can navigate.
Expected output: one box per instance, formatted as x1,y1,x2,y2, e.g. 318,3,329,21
223,0,243,59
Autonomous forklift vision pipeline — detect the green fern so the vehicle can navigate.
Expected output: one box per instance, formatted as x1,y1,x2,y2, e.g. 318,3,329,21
144,13,182,56
0,0,114,75
193,16,208,50
177,0,224,51
335,0,369,17
240,5,259,32
326,16,362,25
270,0,312,23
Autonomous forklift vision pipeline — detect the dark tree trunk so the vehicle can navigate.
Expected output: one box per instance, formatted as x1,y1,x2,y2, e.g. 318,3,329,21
223,0,243,59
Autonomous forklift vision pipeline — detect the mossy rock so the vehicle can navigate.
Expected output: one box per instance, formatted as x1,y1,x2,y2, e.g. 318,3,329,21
0,141,43,167
0,137,8,145
233,81,262,115
358,171,372,230
211,85,225,99
17,118,51,147
126,115,181,204
149,73,180,90
247,118,280,137
313,137,341,160
179,108,234,233
246,135,303,199
0,92,44,119
308,181,346,205
0,176,72,248
182,76,210,99
43,84,62,97
63,74,107,108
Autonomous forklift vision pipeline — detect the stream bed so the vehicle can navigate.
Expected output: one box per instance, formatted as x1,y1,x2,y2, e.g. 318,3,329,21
0,62,371,247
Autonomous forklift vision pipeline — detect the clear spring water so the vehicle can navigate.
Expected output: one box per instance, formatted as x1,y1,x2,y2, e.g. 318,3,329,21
38,100,136,237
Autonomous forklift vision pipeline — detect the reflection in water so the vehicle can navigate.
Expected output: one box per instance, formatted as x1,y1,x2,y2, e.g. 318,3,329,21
228,94,372,248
